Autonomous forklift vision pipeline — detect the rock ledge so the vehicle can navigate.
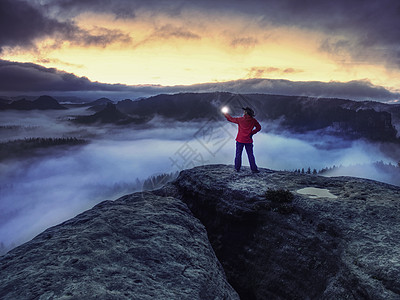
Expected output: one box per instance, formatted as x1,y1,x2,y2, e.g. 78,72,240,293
1,164,400,300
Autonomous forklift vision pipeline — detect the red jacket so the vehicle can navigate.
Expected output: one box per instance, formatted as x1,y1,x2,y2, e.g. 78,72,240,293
225,114,261,143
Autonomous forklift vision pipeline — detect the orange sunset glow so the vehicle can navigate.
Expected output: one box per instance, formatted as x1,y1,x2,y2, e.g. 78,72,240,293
1,0,400,101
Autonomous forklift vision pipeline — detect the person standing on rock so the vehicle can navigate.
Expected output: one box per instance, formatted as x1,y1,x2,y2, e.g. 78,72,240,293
223,107,261,173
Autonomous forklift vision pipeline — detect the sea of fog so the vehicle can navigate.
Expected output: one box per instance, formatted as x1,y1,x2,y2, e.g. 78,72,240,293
0,108,396,254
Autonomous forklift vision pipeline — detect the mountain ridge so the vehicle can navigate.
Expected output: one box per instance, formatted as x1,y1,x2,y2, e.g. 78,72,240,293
74,103,150,125
0,95,67,110
1,91,399,145
113,92,400,143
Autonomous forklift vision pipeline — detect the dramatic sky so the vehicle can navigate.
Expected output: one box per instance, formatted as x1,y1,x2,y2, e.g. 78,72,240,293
1,0,400,101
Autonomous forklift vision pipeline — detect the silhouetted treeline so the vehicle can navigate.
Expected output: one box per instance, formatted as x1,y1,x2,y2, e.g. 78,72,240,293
142,172,179,191
293,161,400,186
0,125,20,130
293,167,318,175
0,125,40,132
92,171,179,199
0,137,88,161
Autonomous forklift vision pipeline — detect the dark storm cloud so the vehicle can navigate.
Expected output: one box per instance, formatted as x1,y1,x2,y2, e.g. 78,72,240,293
0,60,130,92
1,60,398,102
0,0,131,52
0,0,63,50
38,0,186,19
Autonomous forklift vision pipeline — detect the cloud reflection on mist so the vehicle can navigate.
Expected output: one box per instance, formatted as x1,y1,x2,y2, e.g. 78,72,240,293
0,114,397,254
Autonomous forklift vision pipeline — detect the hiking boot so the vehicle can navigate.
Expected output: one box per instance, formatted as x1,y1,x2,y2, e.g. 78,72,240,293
252,169,260,173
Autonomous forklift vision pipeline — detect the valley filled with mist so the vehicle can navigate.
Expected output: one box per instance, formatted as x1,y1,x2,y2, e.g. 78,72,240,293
1,92,399,254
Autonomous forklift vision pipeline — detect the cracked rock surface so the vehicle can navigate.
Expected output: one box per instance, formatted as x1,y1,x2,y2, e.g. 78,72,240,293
156,164,400,300
0,192,238,300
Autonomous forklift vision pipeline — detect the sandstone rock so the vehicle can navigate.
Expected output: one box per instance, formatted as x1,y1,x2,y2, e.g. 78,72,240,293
156,164,400,300
0,192,239,300
2,164,399,300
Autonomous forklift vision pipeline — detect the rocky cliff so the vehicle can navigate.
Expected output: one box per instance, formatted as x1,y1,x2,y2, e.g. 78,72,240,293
0,191,238,300
1,165,400,299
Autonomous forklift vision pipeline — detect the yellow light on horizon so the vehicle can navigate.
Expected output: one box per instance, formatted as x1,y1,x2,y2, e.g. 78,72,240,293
1,11,400,92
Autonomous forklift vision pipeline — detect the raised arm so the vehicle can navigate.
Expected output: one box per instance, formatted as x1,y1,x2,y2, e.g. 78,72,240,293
224,113,240,124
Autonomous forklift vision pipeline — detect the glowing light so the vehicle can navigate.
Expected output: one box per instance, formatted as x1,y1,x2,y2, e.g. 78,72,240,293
221,106,229,114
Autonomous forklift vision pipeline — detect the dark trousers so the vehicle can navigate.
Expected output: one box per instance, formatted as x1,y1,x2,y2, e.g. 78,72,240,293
235,142,258,171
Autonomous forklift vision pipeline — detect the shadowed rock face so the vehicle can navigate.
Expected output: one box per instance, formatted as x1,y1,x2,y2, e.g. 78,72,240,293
74,103,136,125
1,164,399,299
0,192,239,300
156,165,400,300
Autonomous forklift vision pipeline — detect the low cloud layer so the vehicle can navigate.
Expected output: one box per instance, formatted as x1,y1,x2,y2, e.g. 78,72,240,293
0,108,397,253
1,60,399,102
